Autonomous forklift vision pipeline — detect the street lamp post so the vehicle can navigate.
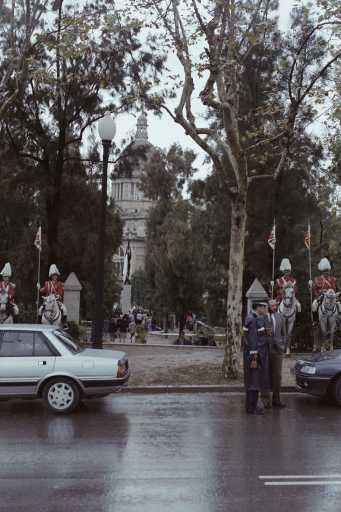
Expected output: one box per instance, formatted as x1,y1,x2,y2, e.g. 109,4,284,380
92,114,116,348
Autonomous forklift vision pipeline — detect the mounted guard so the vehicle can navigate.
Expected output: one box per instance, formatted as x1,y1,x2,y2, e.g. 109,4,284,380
310,258,340,351
39,264,67,326
274,258,298,302
311,258,337,305
0,262,19,323
275,259,301,356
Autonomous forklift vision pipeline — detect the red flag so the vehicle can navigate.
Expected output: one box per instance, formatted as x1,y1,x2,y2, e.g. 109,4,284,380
268,221,276,250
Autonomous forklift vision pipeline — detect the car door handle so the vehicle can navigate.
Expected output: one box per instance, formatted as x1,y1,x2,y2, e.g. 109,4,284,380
38,361,47,366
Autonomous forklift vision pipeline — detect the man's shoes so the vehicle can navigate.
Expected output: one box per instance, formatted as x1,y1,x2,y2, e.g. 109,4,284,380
272,401,286,409
262,401,272,409
246,407,265,415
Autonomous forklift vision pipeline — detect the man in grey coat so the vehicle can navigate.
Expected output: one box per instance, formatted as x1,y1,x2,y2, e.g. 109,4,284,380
261,299,286,409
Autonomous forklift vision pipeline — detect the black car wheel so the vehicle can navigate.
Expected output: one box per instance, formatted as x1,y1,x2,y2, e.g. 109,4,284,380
43,378,80,414
333,376,341,406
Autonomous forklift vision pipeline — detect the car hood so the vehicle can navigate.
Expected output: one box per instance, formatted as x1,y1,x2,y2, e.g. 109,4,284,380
307,350,341,363
76,348,126,360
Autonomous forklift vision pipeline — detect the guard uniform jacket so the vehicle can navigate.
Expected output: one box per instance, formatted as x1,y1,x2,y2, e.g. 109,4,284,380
0,281,16,304
41,280,64,300
313,275,337,299
243,312,270,392
274,275,297,302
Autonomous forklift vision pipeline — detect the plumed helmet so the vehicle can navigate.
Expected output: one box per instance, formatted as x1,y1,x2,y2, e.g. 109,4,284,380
318,257,331,272
49,264,60,277
280,258,291,272
0,262,12,277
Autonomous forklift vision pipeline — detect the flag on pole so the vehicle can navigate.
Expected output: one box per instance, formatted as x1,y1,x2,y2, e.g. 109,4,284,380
268,220,276,250
304,223,311,249
122,241,132,285
34,226,42,251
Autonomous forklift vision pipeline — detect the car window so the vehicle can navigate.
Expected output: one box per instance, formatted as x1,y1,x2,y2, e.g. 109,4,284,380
54,330,83,354
34,333,54,357
0,331,34,357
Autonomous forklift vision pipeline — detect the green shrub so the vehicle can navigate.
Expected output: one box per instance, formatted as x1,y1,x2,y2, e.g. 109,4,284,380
66,321,84,340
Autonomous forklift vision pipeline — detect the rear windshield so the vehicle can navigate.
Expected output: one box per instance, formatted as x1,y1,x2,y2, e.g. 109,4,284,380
54,330,83,354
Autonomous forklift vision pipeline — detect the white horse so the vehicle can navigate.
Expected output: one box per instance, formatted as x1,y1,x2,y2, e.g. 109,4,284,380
40,294,63,326
315,289,341,352
0,289,13,324
278,283,301,356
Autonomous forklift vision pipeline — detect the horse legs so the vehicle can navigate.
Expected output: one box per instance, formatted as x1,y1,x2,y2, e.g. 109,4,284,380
329,317,336,350
284,319,291,356
320,317,330,352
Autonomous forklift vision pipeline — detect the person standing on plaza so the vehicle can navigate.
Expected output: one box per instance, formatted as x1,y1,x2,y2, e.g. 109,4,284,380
243,300,270,415
261,299,286,409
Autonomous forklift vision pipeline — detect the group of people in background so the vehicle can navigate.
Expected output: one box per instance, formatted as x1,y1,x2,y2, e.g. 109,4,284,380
109,305,153,343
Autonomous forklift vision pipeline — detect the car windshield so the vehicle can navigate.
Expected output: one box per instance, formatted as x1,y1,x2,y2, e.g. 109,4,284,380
54,330,83,354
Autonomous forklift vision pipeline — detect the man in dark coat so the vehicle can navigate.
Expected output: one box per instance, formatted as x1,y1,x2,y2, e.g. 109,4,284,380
243,300,271,415
261,299,286,409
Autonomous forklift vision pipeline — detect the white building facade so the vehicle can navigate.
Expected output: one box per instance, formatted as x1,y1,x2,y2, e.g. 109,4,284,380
112,113,155,308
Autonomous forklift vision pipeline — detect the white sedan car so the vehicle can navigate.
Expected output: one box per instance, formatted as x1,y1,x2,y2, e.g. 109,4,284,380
0,324,129,414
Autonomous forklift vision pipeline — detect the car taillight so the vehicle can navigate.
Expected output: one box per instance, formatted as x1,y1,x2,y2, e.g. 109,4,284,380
117,358,128,378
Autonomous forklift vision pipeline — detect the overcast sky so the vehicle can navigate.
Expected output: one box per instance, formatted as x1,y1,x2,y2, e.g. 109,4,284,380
101,0,323,180
110,0,300,153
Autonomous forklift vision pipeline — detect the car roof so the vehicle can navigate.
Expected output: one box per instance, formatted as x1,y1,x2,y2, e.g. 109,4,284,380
0,324,58,331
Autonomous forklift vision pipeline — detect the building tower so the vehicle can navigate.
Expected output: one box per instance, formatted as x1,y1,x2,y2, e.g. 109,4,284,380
112,113,155,311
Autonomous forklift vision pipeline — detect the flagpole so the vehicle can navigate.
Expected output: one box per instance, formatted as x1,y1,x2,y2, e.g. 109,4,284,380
36,247,41,320
307,220,313,323
271,218,276,299
35,225,42,320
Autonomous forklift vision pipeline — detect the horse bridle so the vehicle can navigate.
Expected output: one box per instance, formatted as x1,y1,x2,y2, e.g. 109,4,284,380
43,308,61,324
320,303,337,318
279,305,297,319
43,296,61,324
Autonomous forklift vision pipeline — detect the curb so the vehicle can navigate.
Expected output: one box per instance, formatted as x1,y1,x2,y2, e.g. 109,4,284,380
101,342,222,349
117,385,298,394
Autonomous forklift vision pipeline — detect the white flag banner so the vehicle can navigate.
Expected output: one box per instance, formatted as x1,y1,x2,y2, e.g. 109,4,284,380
268,221,276,251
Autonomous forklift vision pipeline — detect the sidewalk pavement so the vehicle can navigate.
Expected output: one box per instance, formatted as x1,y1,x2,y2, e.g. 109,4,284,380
99,342,301,390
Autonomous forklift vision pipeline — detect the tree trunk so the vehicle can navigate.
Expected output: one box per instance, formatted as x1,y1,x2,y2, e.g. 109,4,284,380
46,151,64,264
178,313,186,344
223,193,247,379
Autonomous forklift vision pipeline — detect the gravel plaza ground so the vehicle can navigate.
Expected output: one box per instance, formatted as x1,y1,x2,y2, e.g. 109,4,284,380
102,342,297,387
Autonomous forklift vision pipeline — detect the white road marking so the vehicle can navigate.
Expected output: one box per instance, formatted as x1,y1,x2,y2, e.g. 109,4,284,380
259,475,341,480
264,481,341,486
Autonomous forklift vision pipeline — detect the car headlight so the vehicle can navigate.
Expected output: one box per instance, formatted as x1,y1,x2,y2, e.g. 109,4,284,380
301,365,316,375
117,358,128,378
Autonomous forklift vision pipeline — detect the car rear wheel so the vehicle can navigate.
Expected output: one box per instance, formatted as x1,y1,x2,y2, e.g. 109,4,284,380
43,378,80,414
332,377,341,406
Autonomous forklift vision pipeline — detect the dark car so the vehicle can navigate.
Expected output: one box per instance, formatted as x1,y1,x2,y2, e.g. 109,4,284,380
295,351,341,405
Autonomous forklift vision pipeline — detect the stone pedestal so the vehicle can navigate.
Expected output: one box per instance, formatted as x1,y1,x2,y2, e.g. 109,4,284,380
121,284,132,314
64,272,82,322
246,278,269,313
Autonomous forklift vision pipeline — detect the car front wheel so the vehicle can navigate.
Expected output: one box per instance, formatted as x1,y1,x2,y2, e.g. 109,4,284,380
43,378,80,414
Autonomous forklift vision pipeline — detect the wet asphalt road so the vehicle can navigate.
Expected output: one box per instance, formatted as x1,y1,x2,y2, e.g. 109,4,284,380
1,393,341,512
